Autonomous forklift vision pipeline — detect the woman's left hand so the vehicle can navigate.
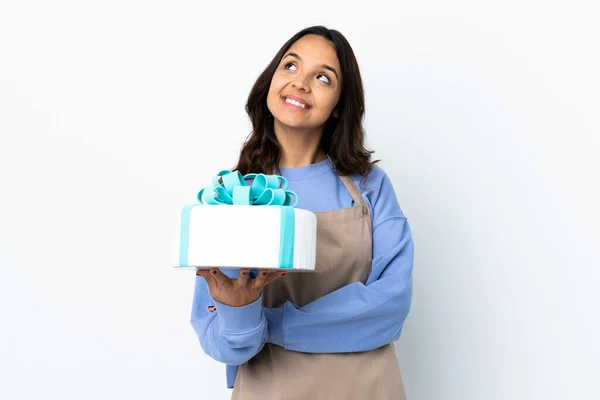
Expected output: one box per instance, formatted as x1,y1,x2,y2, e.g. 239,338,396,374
196,268,286,307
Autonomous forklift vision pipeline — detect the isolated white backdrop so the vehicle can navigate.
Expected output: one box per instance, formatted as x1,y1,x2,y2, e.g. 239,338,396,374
1,1,598,399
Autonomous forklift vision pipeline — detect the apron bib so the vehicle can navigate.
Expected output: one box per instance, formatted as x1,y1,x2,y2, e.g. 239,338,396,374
232,174,407,400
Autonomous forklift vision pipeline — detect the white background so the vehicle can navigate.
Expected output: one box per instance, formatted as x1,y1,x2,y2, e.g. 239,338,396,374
1,1,598,399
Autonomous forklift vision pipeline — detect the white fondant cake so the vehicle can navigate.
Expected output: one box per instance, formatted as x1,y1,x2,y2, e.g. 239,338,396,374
177,205,317,270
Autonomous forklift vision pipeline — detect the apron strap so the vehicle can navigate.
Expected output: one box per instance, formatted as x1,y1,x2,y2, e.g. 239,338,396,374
338,174,365,206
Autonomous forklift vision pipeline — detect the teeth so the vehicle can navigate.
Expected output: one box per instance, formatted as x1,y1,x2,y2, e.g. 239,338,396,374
285,98,308,109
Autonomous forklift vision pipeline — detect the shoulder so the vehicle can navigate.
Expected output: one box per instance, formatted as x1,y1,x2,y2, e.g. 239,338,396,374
351,164,407,223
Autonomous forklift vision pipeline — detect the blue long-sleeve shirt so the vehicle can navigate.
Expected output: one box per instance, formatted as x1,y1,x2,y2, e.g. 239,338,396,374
190,158,414,388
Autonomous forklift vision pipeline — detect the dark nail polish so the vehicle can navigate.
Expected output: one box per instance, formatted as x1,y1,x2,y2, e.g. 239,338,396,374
211,270,217,275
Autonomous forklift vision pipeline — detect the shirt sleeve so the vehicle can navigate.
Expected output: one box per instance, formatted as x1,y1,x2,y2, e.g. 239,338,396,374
190,273,268,365
263,171,414,353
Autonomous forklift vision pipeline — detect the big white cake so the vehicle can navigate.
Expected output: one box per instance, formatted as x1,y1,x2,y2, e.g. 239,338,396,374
177,204,317,270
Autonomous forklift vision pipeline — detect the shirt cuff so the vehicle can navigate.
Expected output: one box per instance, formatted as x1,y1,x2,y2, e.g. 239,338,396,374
213,294,264,334
263,304,286,347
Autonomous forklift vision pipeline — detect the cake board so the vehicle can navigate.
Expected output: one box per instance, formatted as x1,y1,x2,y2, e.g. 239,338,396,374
173,265,315,273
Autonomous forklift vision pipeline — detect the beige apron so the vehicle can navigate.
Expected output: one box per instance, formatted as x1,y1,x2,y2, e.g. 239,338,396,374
232,174,407,400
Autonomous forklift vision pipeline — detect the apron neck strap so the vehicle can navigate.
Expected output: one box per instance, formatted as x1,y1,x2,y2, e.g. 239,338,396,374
327,155,365,206
338,174,365,206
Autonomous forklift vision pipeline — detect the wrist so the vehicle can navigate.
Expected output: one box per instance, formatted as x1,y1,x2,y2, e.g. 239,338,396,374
217,292,261,308
213,294,265,334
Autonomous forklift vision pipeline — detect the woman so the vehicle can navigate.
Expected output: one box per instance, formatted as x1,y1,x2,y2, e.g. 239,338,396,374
191,25,414,399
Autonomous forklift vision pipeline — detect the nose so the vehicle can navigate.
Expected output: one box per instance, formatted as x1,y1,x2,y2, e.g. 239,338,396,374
291,73,310,91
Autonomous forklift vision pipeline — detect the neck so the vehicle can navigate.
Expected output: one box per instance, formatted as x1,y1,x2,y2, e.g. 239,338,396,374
274,121,327,168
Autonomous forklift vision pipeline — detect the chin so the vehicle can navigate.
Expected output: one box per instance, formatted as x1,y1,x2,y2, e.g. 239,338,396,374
271,110,305,128
276,118,311,130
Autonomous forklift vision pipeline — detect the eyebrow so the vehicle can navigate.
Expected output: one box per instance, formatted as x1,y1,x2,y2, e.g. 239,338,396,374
283,52,339,81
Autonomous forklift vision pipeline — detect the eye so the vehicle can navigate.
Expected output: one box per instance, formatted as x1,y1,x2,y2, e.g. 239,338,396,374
317,73,331,84
284,61,297,71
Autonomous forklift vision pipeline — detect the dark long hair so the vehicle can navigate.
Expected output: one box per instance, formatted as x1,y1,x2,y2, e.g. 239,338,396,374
233,25,378,180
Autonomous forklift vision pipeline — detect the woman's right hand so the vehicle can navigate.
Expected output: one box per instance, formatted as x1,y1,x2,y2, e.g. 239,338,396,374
196,268,286,308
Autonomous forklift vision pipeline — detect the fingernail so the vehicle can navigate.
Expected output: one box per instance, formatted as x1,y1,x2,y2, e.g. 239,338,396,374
242,271,248,275
210,269,217,275
261,271,269,276
281,272,287,276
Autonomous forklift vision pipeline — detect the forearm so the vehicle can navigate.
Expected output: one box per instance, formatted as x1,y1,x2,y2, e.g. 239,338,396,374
190,276,268,365
264,278,412,352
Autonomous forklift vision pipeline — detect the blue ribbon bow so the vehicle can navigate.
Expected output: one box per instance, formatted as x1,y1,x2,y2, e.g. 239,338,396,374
196,169,298,207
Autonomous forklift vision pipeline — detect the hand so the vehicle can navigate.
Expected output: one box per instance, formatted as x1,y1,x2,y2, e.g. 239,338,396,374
196,268,286,307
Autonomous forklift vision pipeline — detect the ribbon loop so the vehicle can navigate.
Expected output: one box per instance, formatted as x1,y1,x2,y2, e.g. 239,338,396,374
232,185,252,205
197,170,298,207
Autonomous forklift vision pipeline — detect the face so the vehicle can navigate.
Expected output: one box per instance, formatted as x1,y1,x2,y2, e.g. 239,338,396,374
266,34,342,132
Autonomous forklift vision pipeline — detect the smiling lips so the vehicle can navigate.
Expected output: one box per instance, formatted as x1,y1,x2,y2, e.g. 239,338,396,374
282,95,311,110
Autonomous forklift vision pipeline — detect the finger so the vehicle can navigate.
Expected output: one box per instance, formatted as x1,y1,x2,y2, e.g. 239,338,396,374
210,268,231,287
196,269,219,291
236,268,250,287
251,269,270,289
196,269,213,281
263,271,287,286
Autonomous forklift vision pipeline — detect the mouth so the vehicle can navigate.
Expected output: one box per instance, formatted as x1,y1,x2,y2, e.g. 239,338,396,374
282,96,311,110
